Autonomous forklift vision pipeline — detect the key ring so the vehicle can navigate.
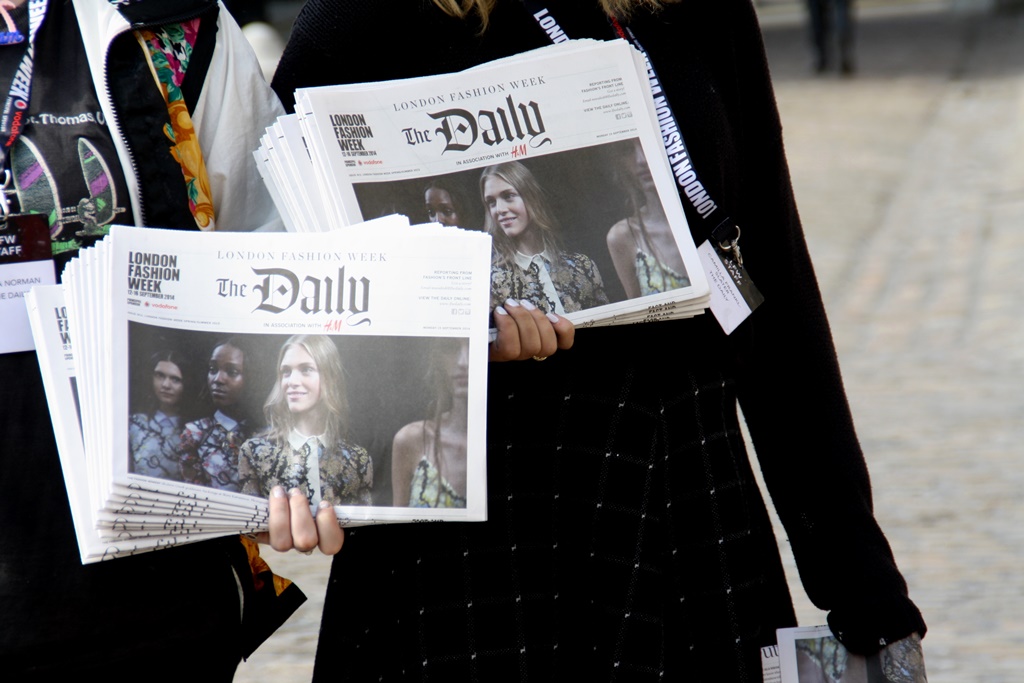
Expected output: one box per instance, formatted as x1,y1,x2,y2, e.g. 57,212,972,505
717,224,743,266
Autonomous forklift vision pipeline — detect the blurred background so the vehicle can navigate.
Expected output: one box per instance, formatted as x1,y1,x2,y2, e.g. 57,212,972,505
232,1,1024,680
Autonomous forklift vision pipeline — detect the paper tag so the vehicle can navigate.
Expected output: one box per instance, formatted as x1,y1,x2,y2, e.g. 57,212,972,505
0,214,57,354
697,239,764,334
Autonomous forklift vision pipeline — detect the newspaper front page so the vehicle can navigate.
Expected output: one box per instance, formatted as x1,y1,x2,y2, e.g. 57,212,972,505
34,220,493,559
282,39,708,327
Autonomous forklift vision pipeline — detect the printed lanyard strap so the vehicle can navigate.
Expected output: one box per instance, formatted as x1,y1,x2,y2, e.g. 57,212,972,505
521,1,742,253
0,0,46,165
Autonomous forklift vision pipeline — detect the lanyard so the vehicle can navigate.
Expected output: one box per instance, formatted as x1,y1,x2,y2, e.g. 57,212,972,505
0,0,46,160
522,1,742,257
0,0,46,216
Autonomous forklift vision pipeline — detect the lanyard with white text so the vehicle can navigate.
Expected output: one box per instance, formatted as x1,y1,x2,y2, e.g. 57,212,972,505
521,1,767,334
0,0,46,175
521,0,744,262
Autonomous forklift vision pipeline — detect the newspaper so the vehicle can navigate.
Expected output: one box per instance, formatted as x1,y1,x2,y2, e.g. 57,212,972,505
260,39,710,327
762,644,782,683
254,114,331,234
774,625,926,683
30,219,493,561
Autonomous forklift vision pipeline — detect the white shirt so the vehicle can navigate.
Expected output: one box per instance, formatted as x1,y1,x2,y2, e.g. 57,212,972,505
213,410,239,433
513,249,565,315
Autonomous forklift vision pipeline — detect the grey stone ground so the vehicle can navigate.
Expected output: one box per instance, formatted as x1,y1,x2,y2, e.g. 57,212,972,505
760,5,1024,682
235,3,1024,680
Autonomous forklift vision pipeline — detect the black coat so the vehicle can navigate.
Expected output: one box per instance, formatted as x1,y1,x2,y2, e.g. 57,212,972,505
274,1,925,680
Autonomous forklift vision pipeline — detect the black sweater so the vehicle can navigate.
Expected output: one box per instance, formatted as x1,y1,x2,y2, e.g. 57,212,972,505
275,0,925,678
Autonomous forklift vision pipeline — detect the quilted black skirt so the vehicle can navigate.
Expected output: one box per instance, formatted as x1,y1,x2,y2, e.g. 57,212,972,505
314,316,797,682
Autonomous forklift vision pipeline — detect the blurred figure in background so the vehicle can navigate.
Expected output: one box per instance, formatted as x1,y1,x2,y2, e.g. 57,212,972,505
806,0,856,74
223,0,285,81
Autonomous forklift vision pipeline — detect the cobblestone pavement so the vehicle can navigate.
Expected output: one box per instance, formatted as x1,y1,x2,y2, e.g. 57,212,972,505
235,5,1024,681
761,6,1024,683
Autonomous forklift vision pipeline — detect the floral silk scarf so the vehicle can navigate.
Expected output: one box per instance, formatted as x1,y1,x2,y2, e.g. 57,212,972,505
136,19,216,230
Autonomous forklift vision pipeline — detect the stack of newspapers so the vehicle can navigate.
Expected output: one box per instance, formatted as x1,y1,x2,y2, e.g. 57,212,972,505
29,39,714,564
28,217,492,562
256,39,711,327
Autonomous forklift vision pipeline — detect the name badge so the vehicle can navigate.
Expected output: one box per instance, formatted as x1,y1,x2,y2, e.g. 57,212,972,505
0,213,57,353
697,239,763,335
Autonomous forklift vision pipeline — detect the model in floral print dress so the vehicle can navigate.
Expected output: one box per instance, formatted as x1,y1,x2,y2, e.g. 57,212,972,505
240,335,372,506
129,350,189,481
179,338,255,491
482,161,608,315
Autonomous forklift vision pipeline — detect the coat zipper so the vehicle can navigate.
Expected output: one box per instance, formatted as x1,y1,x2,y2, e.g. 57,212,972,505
101,3,217,227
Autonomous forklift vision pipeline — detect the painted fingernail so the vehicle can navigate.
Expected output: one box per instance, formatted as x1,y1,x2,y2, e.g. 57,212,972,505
272,486,286,498
495,306,508,316
546,312,560,324
520,300,537,311
504,298,520,307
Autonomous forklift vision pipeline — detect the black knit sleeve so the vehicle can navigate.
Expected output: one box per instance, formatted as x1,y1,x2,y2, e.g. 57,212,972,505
690,0,926,654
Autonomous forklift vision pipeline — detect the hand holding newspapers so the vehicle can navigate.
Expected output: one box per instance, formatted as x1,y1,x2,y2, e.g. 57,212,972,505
28,218,492,562
256,38,711,327
30,39,715,563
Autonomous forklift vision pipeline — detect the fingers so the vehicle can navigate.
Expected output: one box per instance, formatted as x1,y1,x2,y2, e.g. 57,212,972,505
491,299,539,361
266,486,343,554
550,313,575,350
489,299,573,362
489,303,522,362
268,485,293,552
527,303,558,359
289,489,319,553
315,500,345,555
